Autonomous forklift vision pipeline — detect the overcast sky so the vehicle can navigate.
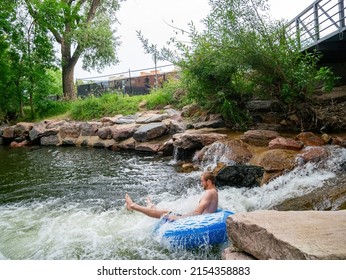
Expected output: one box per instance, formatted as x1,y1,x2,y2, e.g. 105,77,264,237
75,0,315,80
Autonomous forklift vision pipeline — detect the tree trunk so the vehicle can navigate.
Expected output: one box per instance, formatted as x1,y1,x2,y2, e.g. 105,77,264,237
61,39,78,100
62,63,76,100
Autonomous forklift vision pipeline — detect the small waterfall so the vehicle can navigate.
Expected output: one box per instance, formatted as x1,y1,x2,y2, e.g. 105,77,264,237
170,146,179,164
193,142,237,170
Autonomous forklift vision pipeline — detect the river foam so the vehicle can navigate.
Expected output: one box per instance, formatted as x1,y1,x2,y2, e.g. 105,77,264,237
0,145,345,259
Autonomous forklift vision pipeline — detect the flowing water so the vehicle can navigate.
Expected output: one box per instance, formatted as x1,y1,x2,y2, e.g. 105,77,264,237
0,144,345,260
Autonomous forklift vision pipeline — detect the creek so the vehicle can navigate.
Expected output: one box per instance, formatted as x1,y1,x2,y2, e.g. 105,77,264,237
0,144,345,260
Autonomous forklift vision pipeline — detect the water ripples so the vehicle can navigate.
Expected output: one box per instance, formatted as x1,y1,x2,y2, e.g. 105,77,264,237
1,144,345,260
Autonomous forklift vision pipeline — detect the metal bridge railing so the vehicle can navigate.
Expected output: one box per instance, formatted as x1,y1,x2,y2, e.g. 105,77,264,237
286,0,346,50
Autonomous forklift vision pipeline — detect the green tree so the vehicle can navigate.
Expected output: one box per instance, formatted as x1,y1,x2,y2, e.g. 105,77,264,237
153,0,336,127
24,0,122,100
0,0,17,121
1,0,59,122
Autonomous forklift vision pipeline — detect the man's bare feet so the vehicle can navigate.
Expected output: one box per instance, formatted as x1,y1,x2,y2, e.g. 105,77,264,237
125,193,135,211
146,196,155,208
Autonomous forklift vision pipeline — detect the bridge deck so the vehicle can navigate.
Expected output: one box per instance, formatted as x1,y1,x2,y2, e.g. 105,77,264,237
287,0,346,61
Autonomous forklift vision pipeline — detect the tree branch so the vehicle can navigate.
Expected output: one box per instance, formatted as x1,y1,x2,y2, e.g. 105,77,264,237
163,19,194,36
70,0,100,66
24,0,63,44
86,0,101,23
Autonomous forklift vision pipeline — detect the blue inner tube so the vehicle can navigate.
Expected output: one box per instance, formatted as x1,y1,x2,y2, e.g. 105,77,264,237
153,209,234,249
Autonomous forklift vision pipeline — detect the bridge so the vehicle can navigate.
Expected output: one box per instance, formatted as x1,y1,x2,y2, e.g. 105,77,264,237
286,0,346,65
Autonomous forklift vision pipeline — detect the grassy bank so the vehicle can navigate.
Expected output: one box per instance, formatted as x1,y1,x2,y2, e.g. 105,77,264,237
21,79,185,122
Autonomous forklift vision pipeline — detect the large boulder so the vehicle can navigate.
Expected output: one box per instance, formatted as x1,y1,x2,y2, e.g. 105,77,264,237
41,135,61,146
296,146,328,163
14,122,33,138
173,132,227,150
294,132,325,146
166,119,186,135
164,108,183,121
135,142,162,153
240,130,280,147
172,131,228,161
268,137,304,151
195,139,253,166
97,126,112,140
216,164,264,188
193,119,226,129
256,149,297,185
256,149,296,172
110,123,138,141
2,126,15,138
29,121,59,142
226,210,346,259
133,122,168,142
136,113,166,124
80,122,102,136
59,122,81,139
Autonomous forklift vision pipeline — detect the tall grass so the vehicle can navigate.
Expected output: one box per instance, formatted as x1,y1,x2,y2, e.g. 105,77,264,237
69,79,183,120
20,79,186,122
69,93,140,120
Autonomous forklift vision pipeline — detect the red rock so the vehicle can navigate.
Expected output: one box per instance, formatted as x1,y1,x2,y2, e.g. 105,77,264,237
294,132,325,146
240,130,280,146
269,137,304,151
296,146,328,162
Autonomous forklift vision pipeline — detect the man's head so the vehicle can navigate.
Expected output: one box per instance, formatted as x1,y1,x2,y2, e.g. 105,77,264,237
201,171,216,189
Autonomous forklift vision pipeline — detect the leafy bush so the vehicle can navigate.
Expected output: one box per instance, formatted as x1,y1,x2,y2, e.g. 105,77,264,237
165,0,338,127
144,78,182,109
33,100,72,120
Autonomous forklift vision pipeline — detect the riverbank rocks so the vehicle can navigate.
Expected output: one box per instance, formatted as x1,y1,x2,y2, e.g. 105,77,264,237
296,146,328,163
224,210,346,260
2,125,15,138
1,111,346,189
294,131,326,146
133,122,168,142
268,137,304,150
240,130,280,146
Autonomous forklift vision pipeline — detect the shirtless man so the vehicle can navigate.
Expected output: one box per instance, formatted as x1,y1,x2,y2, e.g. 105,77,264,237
125,171,218,220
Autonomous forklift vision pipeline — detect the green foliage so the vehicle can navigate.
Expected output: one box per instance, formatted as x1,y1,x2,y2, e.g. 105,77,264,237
24,0,122,99
28,100,72,120
144,78,182,109
0,0,59,123
69,93,140,121
153,0,338,127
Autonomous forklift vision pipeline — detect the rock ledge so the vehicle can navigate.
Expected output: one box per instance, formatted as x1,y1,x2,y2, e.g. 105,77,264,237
224,210,346,260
